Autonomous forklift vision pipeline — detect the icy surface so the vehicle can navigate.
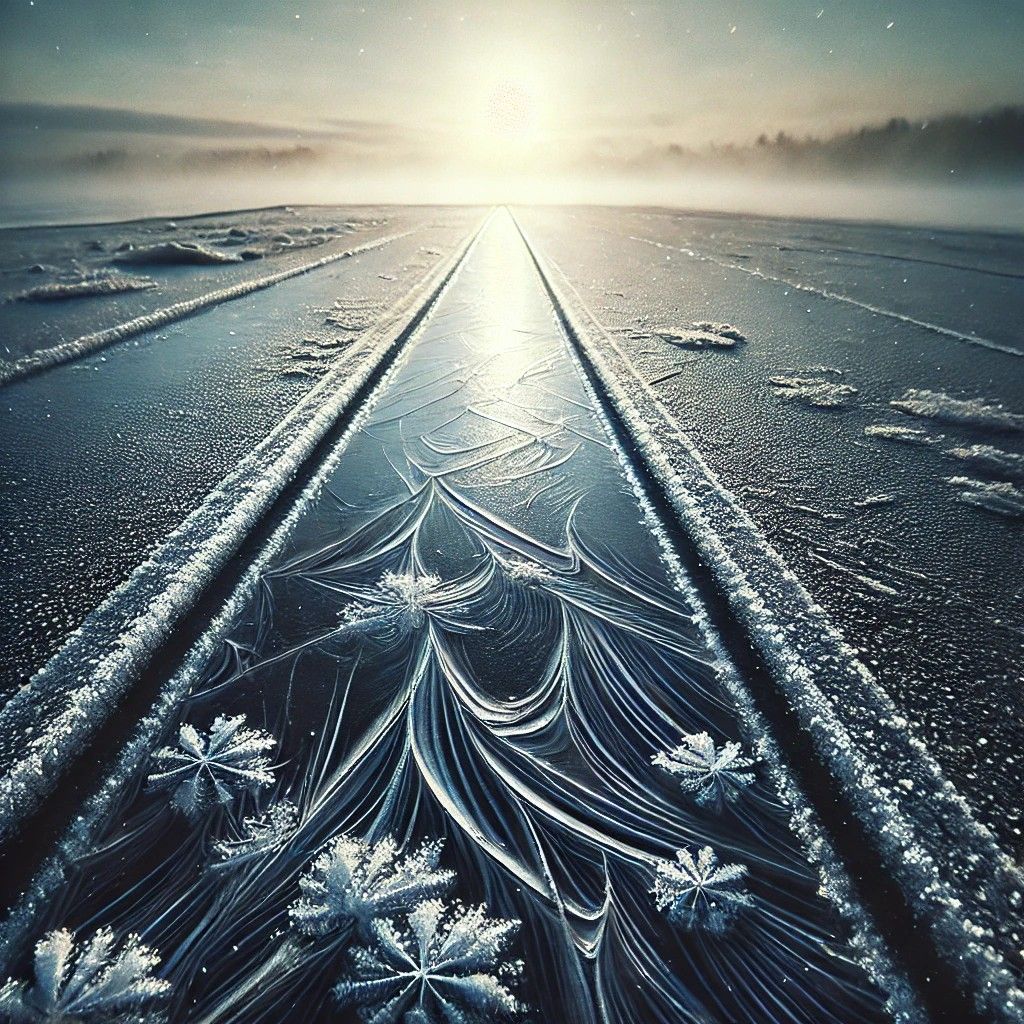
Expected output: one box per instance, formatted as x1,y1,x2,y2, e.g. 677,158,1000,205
0,209,478,694
0,206,425,366
517,205,1024,855
0,213,897,1024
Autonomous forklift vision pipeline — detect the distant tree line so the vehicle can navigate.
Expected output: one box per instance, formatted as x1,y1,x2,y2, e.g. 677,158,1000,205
652,107,1024,181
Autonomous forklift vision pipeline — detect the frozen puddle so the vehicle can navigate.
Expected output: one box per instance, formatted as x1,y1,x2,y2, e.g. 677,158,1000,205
0,213,899,1022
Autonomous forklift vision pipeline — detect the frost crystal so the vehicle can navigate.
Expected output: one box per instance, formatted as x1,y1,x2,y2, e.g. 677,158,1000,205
211,799,298,867
335,900,521,1024
147,714,276,819
653,732,755,809
0,926,169,1023
500,556,553,586
652,846,753,933
290,835,455,938
341,571,443,631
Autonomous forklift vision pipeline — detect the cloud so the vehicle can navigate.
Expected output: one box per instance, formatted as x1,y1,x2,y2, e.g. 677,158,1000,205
0,101,396,144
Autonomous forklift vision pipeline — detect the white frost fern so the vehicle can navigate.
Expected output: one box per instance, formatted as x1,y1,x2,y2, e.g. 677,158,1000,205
652,845,753,933
0,926,169,1023
335,900,521,1024
499,556,553,586
289,835,455,938
340,571,444,632
211,799,298,868
147,714,276,820
652,732,755,809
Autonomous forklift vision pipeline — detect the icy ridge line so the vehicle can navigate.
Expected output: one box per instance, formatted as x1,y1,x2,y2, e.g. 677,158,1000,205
0,228,417,386
0,214,488,846
621,230,1024,358
0,215,490,972
548,265,923,1023
522,226,1024,1022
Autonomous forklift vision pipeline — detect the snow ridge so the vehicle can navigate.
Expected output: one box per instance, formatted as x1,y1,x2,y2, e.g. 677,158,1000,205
523,220,1024,1022
0,229,416,386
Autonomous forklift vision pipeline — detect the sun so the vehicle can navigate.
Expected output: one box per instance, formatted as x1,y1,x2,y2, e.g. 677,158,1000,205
486,78,537,140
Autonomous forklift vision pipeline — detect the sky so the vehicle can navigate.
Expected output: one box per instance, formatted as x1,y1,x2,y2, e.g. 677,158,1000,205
1,0,1022,221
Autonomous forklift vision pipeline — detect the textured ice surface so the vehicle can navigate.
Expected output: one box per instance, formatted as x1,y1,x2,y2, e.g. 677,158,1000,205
0,206,417,366
517,205,1024,858
0,209,479,693
0,213,899,1024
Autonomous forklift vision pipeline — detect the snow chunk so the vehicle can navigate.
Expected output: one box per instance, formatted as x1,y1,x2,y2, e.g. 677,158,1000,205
864,424,941,445
770,375,859,409
891,389,1024,433
10,274,157,302
653,321,744,349
945,444,1024,482
114,241,241,266
947,477,1024,519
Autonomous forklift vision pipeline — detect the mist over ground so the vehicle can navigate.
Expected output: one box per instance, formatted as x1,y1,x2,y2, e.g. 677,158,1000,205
1,101,1021,230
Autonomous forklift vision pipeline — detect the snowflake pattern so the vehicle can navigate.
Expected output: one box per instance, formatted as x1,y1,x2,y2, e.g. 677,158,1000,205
0,926,169,1023
652,845,753,933
335,900,521,1024
147,714,276,820
290,835,455,938
652,732,755,809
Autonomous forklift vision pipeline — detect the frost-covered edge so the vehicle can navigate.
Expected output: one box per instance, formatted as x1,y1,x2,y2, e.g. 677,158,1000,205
0,214,489,846
0,228,415,385
516,218,1024,1023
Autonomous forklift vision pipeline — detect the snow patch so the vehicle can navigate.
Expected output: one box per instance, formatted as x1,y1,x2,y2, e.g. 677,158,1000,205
9,274,157,302
948,477,1024,519
945,444,1024,482
113,240,241,266
891,389,1024,433
864,424,942,445
770,375,859,409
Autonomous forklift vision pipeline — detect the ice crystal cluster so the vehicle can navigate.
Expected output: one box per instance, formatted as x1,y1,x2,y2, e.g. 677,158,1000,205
335,900,522,1024
289,835,522,1021
500,556,554,586
290,835,455,937
212,799,298,866
0,926,169,1023
653,846,753,933
653,732,755,809
341,571,443,632
147,714,276,819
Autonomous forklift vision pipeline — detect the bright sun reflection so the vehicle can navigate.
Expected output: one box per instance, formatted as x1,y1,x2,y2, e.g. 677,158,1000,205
440,57,567,204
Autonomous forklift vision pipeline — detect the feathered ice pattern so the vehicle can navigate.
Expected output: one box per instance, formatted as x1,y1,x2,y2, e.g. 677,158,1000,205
211,799,298,867
147,714,276,820
335,899,521,1024
0,926,169,1023
652,731,755,809
340,571,443,632
289,835,455,938
653,845,753,933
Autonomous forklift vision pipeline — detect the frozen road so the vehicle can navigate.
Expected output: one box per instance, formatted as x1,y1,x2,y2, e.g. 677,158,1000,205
0,205,1022,1023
